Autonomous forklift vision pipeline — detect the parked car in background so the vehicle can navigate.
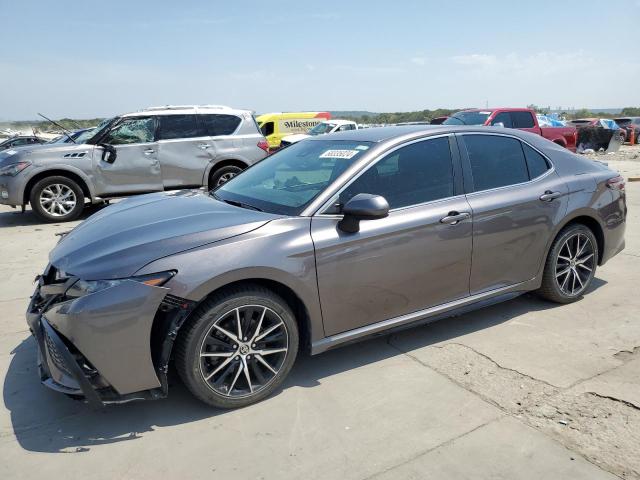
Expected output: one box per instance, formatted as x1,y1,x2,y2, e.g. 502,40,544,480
279,119,358,147
430,116,448,125
256,112,331,150
0,135,46,151
613,117,640,144
0,105,268,222
568,118,626,152
47,127,96,145
444,108,577,151
27,125,625,409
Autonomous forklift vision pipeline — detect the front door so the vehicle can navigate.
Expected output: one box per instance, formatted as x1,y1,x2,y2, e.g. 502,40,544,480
93,116,162,196
311,135,473,336
458,133,569,293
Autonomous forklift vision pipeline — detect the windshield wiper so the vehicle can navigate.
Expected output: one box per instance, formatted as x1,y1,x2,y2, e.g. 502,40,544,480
215,195,263,212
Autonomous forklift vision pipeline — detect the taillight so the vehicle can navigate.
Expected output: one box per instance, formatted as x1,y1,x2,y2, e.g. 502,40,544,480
606,175,625,191
257,140,269,153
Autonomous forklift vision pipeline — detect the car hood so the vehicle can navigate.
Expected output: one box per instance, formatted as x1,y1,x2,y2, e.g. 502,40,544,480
50,190,280,280
0,143,93,167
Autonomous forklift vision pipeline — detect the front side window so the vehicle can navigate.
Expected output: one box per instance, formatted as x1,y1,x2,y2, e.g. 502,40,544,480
463,135,529,191
214,140,373,215
512,111,535,128
338,137,454,210
103,117,155,145
157,115,201,140
260,121,274,137
200,114,241,136
491,112,513,128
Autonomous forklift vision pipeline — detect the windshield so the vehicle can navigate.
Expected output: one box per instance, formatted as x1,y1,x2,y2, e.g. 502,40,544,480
214,140,373,215
443,112,491,125
85,117,117,144
308,122,336,135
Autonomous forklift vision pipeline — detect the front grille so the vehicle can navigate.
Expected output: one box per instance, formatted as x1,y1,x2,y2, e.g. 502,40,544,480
44,327,73,377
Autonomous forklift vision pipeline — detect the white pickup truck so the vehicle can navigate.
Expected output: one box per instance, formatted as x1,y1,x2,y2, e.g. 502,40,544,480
279,119,358,147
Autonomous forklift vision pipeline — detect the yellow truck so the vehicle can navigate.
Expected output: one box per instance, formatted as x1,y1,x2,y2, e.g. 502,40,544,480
256,112,331,150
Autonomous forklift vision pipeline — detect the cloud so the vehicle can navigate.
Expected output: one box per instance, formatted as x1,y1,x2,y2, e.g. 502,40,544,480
451,54,497,67
410,57,426,66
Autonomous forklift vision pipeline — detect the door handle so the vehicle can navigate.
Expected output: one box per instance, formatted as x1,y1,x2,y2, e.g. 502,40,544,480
198,144,211,150
143,149,155,155
539,190,562,202
440,211,471,225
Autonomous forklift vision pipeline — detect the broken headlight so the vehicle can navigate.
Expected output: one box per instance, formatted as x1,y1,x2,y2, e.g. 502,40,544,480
66,271,176,298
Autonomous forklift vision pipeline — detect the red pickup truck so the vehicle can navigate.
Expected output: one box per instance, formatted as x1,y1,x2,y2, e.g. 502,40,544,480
444,108,577,152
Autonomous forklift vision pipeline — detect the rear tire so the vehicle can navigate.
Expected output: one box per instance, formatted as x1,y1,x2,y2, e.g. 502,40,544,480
175,285,299,408
537,224,598,303
29,175,84,222
209,165,244,190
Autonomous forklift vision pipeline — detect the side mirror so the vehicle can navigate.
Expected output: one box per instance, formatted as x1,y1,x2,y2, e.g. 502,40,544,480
99,143,117,163
492,122,505,128
338,193,389,233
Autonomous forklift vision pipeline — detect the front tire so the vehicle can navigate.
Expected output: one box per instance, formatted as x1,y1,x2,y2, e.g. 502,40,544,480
538,224,598,303
175,285,299,408
29,175,84,222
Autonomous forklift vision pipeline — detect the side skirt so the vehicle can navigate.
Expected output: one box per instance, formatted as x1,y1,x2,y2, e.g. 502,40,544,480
311,281,536,355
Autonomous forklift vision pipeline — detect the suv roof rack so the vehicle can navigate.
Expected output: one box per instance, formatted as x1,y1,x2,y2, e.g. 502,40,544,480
142,105,233,112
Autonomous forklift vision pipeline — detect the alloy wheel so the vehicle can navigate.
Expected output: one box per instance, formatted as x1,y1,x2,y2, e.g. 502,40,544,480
554,232,595,296
199,305,289,398
39,184,77,217
216,172,236,186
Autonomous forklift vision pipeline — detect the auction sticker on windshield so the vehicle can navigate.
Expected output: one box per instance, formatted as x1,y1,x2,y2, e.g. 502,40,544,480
319,149,360,159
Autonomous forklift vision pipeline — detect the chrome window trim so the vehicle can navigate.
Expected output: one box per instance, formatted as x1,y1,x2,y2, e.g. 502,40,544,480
307,133,456,217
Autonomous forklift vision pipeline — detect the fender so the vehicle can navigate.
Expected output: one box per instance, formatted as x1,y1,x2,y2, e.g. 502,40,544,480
534,206,606,281
21,164,97,204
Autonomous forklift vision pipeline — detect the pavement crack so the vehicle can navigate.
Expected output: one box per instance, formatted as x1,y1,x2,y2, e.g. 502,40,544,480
361,417,501,480
585,392,640,411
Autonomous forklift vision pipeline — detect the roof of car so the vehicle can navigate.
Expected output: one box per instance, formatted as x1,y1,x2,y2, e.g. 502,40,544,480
123,105,251,117
306,125,553,146
322,119,355,125
460,108,532,113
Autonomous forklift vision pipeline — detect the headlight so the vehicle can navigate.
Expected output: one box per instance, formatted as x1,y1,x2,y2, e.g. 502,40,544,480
66,271,176,298
0,161,31,176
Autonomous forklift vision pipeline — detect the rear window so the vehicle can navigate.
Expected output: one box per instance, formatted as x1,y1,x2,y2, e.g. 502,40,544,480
512,111,535,128
200,114,242,136
157,115,201,140
444,112,490,126
522,143,550,179
463,135,529,192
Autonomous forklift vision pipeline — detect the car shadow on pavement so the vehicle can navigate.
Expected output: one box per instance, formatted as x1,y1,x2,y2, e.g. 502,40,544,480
0,203,108,228
3,282,606,453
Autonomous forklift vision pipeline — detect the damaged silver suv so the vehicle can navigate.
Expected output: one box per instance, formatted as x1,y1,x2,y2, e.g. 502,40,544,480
0,105,269,222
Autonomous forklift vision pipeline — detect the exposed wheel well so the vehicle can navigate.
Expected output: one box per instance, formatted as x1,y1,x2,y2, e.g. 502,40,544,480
553,139,566,147
207,160,248,187
562,216,605,265
23,170,91,205
186,279,312,352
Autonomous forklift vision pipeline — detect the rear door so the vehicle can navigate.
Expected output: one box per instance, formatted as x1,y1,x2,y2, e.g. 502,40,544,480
199,113,243,173
458,133,569,293
311,135,473,335
93,116,163,195
156,114,214,188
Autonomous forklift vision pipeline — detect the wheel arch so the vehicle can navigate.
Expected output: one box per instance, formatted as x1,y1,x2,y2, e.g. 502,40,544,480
203,158,249,188
552,138,567,148
543,211,605,270
23,168,93,205
178,276,314,353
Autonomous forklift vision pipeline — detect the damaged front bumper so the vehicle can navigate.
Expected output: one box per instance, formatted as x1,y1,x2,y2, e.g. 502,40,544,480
26,265,195,407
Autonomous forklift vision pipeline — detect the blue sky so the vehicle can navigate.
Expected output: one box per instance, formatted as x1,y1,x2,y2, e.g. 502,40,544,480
1,0,638,119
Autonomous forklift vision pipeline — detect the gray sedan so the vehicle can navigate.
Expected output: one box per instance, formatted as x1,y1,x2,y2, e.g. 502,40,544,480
27,126,626,408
